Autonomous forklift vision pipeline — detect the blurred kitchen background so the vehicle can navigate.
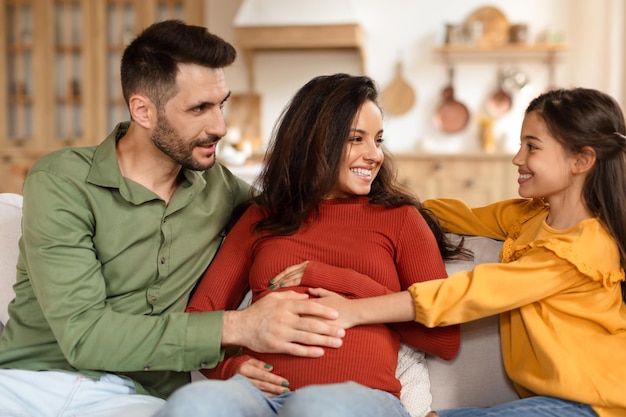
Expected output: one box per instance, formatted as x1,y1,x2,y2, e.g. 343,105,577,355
2,0,625,204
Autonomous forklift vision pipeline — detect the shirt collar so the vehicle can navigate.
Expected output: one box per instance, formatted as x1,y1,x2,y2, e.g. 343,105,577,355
86,121,207,205
87,122,129,189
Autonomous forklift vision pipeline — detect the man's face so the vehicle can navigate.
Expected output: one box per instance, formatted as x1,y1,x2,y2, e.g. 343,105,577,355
151,64,231,171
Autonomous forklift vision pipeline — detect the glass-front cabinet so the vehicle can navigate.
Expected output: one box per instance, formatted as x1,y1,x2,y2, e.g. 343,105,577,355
0,0,203,193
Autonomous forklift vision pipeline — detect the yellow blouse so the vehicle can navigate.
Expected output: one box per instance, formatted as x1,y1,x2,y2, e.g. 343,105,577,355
413,198,626,417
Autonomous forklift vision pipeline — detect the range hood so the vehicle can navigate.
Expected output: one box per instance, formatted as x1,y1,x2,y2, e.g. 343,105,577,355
234,0,362,26
233,0,366,90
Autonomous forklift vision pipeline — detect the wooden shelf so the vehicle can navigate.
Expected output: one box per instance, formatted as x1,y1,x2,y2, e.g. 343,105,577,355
434,43,569,87
434,43,568,55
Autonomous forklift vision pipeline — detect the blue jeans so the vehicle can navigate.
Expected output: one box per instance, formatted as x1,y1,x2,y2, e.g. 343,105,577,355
0,369,164,417
437,396,598,417
154,374,410,417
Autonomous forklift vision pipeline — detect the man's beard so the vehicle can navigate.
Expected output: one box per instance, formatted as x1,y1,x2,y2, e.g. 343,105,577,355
151,114,219,171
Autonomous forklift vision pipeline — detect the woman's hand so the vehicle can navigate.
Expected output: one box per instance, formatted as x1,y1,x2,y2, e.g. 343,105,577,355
237,357,290,397
269,261,309,289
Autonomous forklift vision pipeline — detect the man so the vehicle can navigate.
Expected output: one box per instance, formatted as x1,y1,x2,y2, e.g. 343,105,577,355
0,20,344,417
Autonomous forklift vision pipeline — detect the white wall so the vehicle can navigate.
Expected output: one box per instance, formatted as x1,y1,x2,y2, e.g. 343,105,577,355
206,0,624,154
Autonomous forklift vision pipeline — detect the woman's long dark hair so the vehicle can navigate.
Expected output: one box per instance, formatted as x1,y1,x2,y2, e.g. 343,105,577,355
251,73,469,261
527,87,626,302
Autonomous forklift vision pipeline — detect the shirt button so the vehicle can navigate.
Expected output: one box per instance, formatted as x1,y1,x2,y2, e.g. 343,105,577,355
200,361,208,368
143,366,151,371
160,257,165,264
150,295,157,301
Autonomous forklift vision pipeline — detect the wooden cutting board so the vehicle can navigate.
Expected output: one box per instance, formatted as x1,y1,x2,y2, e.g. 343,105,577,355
381,61,416,116
464,6,509,47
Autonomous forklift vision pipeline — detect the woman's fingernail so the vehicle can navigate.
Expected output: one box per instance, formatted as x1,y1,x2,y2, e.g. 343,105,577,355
282,389,290,394
279,282,285,287
264,363,272,369
269,284,276,290
281,381,290,387
269,278,275,285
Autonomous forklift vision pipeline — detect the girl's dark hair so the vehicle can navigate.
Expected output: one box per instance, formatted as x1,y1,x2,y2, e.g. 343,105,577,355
252,73,469,261
526,87,626,302
120,20,236,109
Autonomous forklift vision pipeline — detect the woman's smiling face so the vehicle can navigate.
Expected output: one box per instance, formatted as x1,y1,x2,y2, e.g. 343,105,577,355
327,100,384,199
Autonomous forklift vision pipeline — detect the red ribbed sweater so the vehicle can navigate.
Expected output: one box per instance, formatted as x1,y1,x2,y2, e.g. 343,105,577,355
187,197,460,398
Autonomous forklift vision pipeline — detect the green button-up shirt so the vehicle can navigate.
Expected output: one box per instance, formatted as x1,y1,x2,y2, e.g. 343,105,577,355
0,122,251,398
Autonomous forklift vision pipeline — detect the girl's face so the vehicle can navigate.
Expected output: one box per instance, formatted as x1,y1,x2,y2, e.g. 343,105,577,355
326,100,384,199
512,111,577,202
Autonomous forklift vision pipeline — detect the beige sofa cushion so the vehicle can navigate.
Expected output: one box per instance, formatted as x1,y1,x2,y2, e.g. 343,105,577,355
427,236,518,410
0,193,22,329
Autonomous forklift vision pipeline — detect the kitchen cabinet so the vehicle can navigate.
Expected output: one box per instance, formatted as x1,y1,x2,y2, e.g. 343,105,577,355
0,0,203,194
394,153,519,207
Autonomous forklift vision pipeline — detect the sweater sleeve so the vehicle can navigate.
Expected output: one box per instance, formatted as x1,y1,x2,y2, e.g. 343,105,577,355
389,207,460,360
185,209,261,378
186,209,259,314
200,353,252,381
302,261,393,298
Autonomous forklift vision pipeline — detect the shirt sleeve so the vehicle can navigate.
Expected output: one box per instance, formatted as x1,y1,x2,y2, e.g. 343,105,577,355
20,170,224,372
408,245,587,327
423,198,545,240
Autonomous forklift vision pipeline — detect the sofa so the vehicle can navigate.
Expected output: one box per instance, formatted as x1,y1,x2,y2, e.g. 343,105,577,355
0,192,519,414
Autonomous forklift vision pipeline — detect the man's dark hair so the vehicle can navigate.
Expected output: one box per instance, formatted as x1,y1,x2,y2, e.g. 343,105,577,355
120,20,236,109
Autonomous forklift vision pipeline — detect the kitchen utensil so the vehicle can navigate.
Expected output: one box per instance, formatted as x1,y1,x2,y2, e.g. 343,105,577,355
503,67,529,90
226,94,262,151
509,24,529,44
444,23,462,45
464,6,509,47
433,66,469,133
381,61,416,116
486,69,512,117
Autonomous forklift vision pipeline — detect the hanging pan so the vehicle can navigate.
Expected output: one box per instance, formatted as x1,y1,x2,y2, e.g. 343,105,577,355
433,66,469,133
485,68,512,117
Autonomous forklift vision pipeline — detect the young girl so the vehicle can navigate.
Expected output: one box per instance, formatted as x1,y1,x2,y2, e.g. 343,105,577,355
156,73,468,417
300,87,626,417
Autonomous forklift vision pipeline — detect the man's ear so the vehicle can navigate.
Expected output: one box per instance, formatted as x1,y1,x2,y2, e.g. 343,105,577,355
128,94,156,129
572,146,596,174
